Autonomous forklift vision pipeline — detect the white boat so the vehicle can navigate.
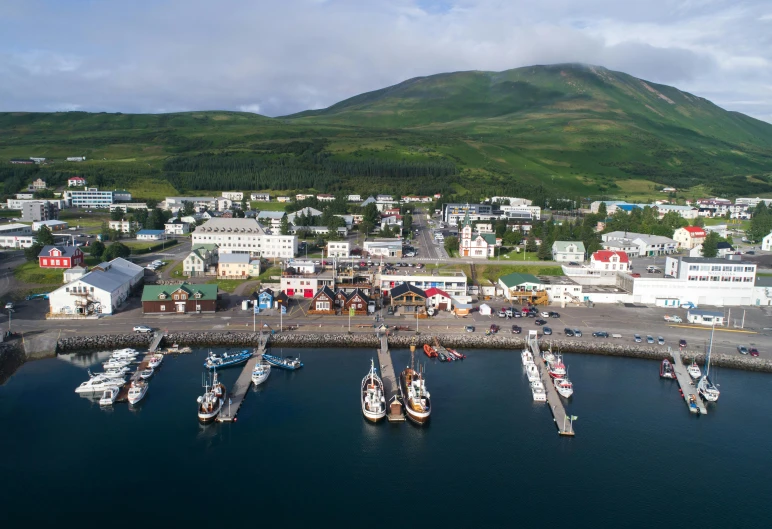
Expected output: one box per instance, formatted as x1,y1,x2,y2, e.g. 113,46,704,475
548,355,567,379
127,380,149,405
99,386,120,406
542,349,555,364
530,380,547,402
75,376,125,394
526,362,540,382
139,368,154,380
521,350,533,366
103,366,131,376
251,362,271,386
698,325,720,402
147,354,164,369
687,359,702,380
103,359,132,370
89,369,127,382
361,359,386,422
111,349,139,360
197,379,223,423
554,377,574,398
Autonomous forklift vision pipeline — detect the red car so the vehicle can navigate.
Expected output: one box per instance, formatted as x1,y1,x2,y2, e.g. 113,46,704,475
750,348,760,357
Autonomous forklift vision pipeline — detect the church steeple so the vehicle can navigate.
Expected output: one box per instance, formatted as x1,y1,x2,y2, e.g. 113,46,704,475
461,206,472,229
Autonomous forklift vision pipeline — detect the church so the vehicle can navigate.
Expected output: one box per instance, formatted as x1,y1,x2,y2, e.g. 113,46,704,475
458,210,497,259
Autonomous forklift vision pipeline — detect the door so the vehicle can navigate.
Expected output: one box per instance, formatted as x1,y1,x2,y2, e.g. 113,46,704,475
176,302,186,313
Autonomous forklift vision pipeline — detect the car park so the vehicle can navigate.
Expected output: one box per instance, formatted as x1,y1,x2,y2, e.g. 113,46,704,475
511,325,522,334
750,348,759,357
593,331,609,338
465,325,475,333
634,334,642,343
646,335,654,344
543,326,553,335
573,329,582,337
564,328,574,337
657,336,665,345
535,319,547,326
738,345,749,355
133,325,153,333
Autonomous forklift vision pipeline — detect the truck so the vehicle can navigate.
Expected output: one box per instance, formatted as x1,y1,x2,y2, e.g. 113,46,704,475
664,315,683,323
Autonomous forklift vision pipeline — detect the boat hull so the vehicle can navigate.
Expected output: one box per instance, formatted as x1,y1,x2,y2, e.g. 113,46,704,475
198,399,223,423
399,369,431,425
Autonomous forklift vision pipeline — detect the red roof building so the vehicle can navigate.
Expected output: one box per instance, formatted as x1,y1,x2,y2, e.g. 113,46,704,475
590,250,630,271
674,226,707,249
424,287,453,311
67,176,87,187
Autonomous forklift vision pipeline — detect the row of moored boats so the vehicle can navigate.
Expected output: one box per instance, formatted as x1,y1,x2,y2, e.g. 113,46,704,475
74,348,163,407
521,347,574,401
659,327,720,404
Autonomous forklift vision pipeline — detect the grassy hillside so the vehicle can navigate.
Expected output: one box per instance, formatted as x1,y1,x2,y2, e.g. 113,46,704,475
2,64,772,203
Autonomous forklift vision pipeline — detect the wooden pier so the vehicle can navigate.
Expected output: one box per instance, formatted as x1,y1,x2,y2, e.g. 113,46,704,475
116,357,149,403
527,333,575,436
377,332,405,422
670,348,708,415
148,332,164,353
216,333,269,423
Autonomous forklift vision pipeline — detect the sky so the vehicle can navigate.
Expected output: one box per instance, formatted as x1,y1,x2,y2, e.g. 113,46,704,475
1,0,771,122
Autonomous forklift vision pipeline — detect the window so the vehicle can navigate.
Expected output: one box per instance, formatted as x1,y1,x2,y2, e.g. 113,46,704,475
160,305,166,311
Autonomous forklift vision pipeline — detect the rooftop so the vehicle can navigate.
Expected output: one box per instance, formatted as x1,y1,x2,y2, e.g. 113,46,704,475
498,272,541,288
141,283,218,301
194,218,267,235
218,253,250,264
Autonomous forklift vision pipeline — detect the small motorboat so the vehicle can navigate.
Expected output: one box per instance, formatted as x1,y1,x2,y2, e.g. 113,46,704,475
147,354,164,369
423,344,438,358
76,376,124,394
687,359,702,380
111,348,139,360
251,362,271,386
660,359,676,379
139,368,154,380
99,386,120,407
127,380,149,405
554,377,574,398
103,358,132,370
521,350,533,365
446,348,465,359
526,362,540,382
530,380,547,402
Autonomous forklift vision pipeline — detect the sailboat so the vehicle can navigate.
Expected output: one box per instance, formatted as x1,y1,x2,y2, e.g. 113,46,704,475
399,347,431,424
698,325,720,402
361,359,386,422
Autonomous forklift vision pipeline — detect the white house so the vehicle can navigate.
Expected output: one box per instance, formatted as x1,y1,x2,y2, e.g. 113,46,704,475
762,232,772,252
673,226,707,249
48,258,144,316
136,229,166,241
251,193,270,201
67,176,87,187
654,204,698,219
316,194,335,202
222,191,244,201
165,218,190,235
551,241,585,262
424,287,453,311
687,309,725,326
347,194,362,202
109,219,140,234
601,231,679,257
327,241,350,258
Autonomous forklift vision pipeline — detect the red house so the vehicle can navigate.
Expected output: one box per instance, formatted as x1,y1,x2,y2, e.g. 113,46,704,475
38,245,85,269
67,176,87,187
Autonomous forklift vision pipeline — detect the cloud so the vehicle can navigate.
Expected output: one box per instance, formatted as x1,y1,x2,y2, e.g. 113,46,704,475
0,0,770,122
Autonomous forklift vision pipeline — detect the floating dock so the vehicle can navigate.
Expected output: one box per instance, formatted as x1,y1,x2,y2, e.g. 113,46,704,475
377,332,405,422
527,333,575,436
148,332,164,353
670,348,708,415
217,333,269,423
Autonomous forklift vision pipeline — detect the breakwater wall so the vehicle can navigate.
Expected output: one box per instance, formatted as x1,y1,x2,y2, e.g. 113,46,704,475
0,341,26,386
53,331,772,373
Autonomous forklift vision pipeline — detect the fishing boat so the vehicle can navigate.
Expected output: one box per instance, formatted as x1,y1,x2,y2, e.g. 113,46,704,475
251,361,271,386
687,359,702,380
127,380,149,405
541,348,555,364
660,358,676,379
423,344,438,358
399,348,431,424
361,359,386,422
554,377,574,398
204,350,252,370
530,380,547,402
547,356,566,379
521,350,533,365
99,386,120,406
211,369,226,401
526,362,540,382
147,354,164,369
197,377,223,423
263,353,303,370
698,325,720,402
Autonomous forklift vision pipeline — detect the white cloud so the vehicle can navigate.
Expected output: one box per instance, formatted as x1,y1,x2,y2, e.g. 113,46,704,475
0,0,770,122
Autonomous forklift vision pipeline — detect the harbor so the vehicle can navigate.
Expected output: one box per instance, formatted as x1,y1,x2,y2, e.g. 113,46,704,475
527,332,576,436
216,333,270,422
671,348,708,415
376,331,405,422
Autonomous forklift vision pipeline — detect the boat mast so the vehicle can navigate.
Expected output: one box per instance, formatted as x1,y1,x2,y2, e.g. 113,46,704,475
706,323,715,378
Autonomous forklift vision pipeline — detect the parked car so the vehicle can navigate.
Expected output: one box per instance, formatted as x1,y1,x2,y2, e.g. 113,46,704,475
631,273,641,278
489,324,500,334
498,309,507,318
387,306,394,315
549,312,560,318
511,325,522,334
505,308,514,317
573,329,582,337
535,319,547,326
540,311,550,318
564,328,574,337
465,325,475,333
133,325,153,334
4,302,14,310
592,331,609,338
657,336,665,345
738,345,749,355
512,311,521,318
543,326,553,335
634,334,642,343
679,339,687,348
750,348,759,357
664,315,683,323
646,335,654,344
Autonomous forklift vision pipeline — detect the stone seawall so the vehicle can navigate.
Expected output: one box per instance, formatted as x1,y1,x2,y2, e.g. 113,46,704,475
54,331,772,374
0,341,26,386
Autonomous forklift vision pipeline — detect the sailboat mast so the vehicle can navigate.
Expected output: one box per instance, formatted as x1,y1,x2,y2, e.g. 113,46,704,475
706,323,715,377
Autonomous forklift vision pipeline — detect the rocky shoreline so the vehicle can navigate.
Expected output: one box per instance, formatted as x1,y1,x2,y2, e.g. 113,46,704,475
50,331,772,374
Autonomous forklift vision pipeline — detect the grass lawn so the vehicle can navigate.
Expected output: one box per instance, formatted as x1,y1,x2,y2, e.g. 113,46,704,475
0,209,21,218
470,263,564,284
168,261,184,278
257,266,280,281
58,210,111,231
703,217,750,231
14,261,64,285
205,279,244,293
123,239,178,251
496,249,544,261
251,201,288,212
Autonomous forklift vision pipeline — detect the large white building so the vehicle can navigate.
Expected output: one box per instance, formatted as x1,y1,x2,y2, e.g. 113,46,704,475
327,241,350,258
0,223,34,248
601,231,679,257
7,198,67,211
221,191,244,201
364,239,402,258
48,258,144,316
164,196,232,213
64,188,131,209
654,204,698,219
192,218,297,258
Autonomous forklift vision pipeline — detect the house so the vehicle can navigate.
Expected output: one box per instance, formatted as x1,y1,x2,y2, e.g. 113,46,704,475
217,253,259,278
335,288,371,314
257,210,286,230
498,273,549,304
15,193,34,200
277,196,291,203
251,193,270,202
141,283,218,314
30,178,47,190
256,288,274,311
388,283,427,314
673,226,707,249
364,238,402,258
222,191,244,201
309,285,337,314
376,194,393,202
110,203,149,213
67,176,87,187
32,220,68,232
551,241,585,262
164,196,231,213
317,194,335,202
654,204,698,220
48,258,144,316
109,219,140,234
601,231,679,257
38,245,85,269
184,244,218,277
687,309,725,326
136,229,166,241
327,241,350,258
281,263,334,297
347,194,361,202
376,269,467,298
590,250,630,271
716,242,734,257
165,218,190,235
424,287,452,311
458,211,496,259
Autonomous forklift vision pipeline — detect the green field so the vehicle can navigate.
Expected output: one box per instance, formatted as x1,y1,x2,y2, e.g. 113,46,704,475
14,261,64,285
205,279,245,293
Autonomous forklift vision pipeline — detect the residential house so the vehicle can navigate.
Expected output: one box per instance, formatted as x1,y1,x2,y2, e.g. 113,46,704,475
30,178,47,190
498,273,549,304
687,309,725,326
281,263,334,298
48,258,144,315
309,285,337,313
364,238,402,258
184,244,218,277
295,193,314,201
590,250,630,271
276,196,291,203
551,241,585,262
376,270,467,298
251,193,270,201
762,232,772,252
601,231,679,257
337,288,371,314
673,226,707,250
38,245,85,269
653,204,698,220
109,219,140,234
222,191,244,201
327,241,350,258
256,288,274,311
165,218,190,235
164,196,231,213
136,229,166,241
347,194,362,202
141,283,218,314
67,176,87,187
218,253,252,278
388,283,427,314
424,287,452,311
317,194,335,202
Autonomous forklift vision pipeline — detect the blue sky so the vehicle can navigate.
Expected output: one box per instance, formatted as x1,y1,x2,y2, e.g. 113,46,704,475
1,0,771,122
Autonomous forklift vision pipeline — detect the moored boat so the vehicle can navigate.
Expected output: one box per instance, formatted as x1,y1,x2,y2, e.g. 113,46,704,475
103,358,132,370
526,362,540,382
127,380,149,405
361,359,386,422
660,359,676,379
197,378,223,423
698,326,720,402
99,386,120,406
139,368,154,380
530,380,547,402
399,349,431,424
251,361,271,385
75,376,125,394
263,353,303,370
204,350,252,370
147,354,164,369
446,348,465,359
521,349,533,365
554,377,574,398
423,344,438,358
547,356,566,379
687,359,702,380
211,369,226,401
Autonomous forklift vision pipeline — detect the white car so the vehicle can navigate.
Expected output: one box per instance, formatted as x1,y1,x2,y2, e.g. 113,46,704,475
133,325,153,334
540,311,551,318
5,302,14,310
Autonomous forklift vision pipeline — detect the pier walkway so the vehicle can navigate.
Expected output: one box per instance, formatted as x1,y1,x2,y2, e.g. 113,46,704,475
217,333,269,423
527,333,575,436
148,332,164,353
671,348,707,415
377,332,405,422
116,357,149,403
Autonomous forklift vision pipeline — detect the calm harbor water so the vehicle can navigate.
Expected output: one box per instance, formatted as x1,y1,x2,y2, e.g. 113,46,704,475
1,346,770,527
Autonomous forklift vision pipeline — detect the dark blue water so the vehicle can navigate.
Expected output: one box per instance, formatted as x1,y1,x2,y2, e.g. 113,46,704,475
1,347,769,528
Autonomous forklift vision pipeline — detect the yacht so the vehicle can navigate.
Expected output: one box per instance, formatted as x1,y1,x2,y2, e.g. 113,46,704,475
147,354,164,369
660,359,676,379
251,362,271,386
127,380,149,405
361,359,387,422
698,326,721,403
99,386,120,406
103,358,132,370
530,380,547,402
547,356,566,379
197,380,223,423
111,349,139,360
526,362,540,382
75,376,125,394
687,359,702,380
102,366,131,376
521,350,533,366
554,377,574,398
399,349,431,424
139,368,154,380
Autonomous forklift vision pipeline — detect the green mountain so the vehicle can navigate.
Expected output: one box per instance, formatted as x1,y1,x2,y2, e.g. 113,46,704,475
2,64,772,203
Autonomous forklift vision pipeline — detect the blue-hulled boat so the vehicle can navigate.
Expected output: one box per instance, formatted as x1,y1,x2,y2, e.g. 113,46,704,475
263,353,303,370
204,350,252,370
